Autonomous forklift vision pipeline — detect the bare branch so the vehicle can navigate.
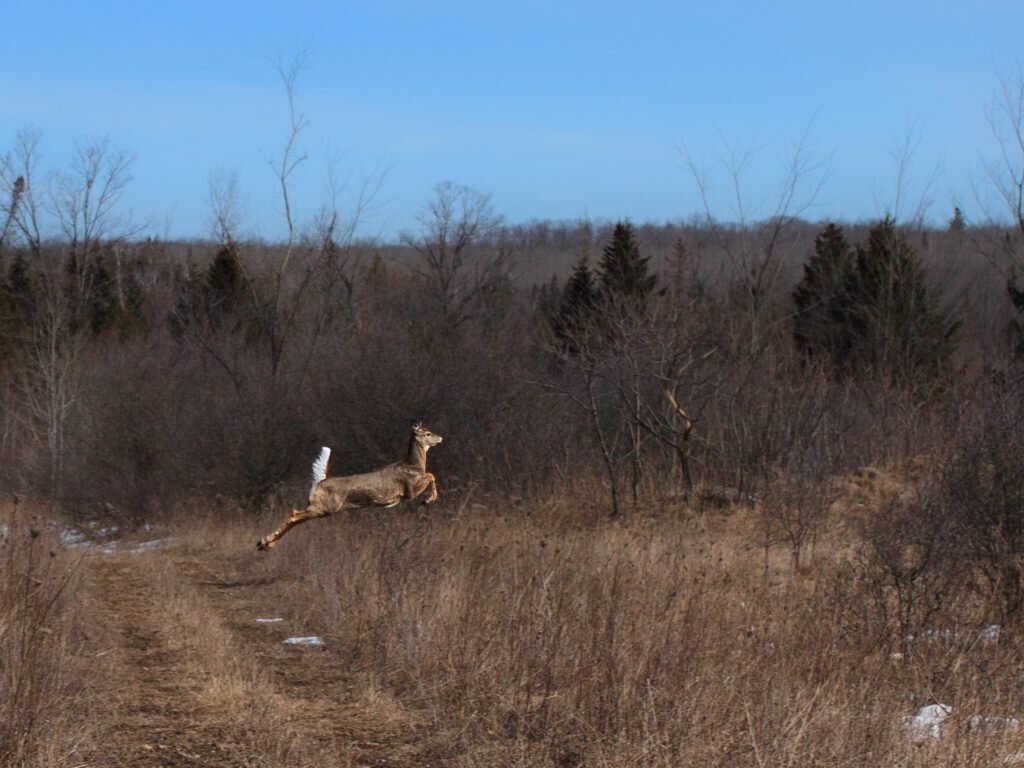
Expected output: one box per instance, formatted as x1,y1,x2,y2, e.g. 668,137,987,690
207,167,245,245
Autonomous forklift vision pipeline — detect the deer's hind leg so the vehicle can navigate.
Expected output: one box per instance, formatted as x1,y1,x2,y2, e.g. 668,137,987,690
256,502,328,551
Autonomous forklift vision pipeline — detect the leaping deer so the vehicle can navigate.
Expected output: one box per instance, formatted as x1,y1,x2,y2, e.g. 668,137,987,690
257,421,443,551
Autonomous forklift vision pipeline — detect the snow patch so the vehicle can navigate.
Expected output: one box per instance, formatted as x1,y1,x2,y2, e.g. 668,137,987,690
900,704,951,742
124,537,174,552
256,617,285,623
900,705,1022,742
60,526,91,547
970,715,1021,733
283,636,324,646
905,624,1001,647
98,537,174,554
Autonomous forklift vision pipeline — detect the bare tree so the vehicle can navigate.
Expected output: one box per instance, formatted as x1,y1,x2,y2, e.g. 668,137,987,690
402,181,514,331
208,167,246,249
12,268,83,501
542,329,628,517
194,53,380,386
45,138,139,330
872,123,942,230
0,175,23,254
49,137,137,256
0,127,45,255
980,63,1024,238
681,128,829,349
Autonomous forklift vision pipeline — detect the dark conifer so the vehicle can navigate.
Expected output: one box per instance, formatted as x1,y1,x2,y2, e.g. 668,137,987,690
87,254,119,335
203,243,244,327
553,248,597,348
792,218,957,383
1008,276,1024,358
844,217,957,381
792,223,854,365
597,221,656,306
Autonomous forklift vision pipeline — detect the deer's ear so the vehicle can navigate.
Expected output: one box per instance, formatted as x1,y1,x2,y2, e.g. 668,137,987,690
411,420,423,432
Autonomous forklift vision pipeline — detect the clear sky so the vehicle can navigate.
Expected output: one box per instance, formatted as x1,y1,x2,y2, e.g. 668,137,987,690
1,0,1022,242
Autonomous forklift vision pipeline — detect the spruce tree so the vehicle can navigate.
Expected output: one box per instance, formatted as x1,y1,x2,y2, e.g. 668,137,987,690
843,217,957,381
792,218,957,384
553,249,597,349
204,243,244,327
948,206,966,232
792,223,854,366
1008,277,1024,359
0,253,36,359
86,254,119,335
597,221,656,307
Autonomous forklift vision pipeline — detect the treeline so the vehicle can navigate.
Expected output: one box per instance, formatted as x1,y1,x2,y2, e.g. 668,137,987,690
1,172,1023,523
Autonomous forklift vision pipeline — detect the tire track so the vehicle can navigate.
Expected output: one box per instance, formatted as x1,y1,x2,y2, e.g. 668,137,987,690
79,546,439,767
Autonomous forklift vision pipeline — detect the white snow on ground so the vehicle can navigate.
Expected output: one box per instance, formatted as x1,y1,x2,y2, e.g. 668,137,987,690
283,636,324,646
978,625,1002,644
970,715,1021,732
906,624,1001,647
60,527,89,546
900,705,1022,742
123,537,174,552
59,523,119,548
256,617,285,623
56,523,174,554
901,704,951,742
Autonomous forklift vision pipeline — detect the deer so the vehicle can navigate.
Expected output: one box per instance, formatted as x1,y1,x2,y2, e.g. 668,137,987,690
256,421,443,551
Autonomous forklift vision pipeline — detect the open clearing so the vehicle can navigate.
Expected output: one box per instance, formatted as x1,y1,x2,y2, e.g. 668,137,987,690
76,536,436,767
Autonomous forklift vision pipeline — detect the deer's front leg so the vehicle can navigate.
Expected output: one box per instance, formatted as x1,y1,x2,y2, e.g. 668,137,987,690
417,472,438,504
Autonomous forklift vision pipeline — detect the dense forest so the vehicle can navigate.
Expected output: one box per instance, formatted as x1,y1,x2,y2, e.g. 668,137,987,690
1,155,1022,523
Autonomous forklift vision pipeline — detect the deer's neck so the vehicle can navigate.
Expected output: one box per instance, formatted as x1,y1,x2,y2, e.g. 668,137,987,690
404,437,429,471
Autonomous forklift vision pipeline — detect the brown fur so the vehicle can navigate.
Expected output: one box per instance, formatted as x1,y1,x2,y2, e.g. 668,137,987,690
257,423,443,551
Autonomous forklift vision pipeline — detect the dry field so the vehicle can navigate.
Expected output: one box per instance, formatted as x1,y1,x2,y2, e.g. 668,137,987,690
4,464,1024,767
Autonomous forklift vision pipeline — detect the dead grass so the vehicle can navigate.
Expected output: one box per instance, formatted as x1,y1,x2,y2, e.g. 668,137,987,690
0,499,93,767
7,460,1024,766
245,471,1024,767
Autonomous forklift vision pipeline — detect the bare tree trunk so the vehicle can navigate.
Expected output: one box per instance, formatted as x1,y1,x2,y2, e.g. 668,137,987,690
631,380,641,510
587,375,620,518
16,275,81,504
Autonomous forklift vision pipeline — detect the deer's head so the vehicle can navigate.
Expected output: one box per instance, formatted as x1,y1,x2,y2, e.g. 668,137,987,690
411,420,443,448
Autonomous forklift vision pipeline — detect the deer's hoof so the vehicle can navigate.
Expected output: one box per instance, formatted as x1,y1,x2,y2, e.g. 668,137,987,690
256,538,271,551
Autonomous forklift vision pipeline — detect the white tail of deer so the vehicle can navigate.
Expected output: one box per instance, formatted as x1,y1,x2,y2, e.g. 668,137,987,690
309,447,331,500
257,422,443,551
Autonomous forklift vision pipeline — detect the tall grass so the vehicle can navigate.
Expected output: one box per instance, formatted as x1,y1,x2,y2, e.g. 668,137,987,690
0,499,90,766
258,487,1024,767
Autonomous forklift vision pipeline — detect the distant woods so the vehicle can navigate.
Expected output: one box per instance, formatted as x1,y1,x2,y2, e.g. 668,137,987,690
3,89,1024,518
0,189,1020,519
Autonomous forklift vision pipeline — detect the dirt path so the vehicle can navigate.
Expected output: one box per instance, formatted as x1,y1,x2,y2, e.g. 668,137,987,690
81,554,249,766
77,543,433,767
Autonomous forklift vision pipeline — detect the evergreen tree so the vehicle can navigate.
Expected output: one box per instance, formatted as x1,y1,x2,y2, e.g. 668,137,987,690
792,218,958,384
86,254,119,335
667,236,693,303
843,217,957,381
168,263,203,337
1008,276,1024,359
948,206,966,232
533,274,562,325
553,248,597,349
597,221,656,307
0,253,36,359
792,223,854,365
203,243,244,327
169,244,246,336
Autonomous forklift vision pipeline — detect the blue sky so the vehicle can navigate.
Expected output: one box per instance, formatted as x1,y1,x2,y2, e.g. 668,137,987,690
1,0,1021,241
